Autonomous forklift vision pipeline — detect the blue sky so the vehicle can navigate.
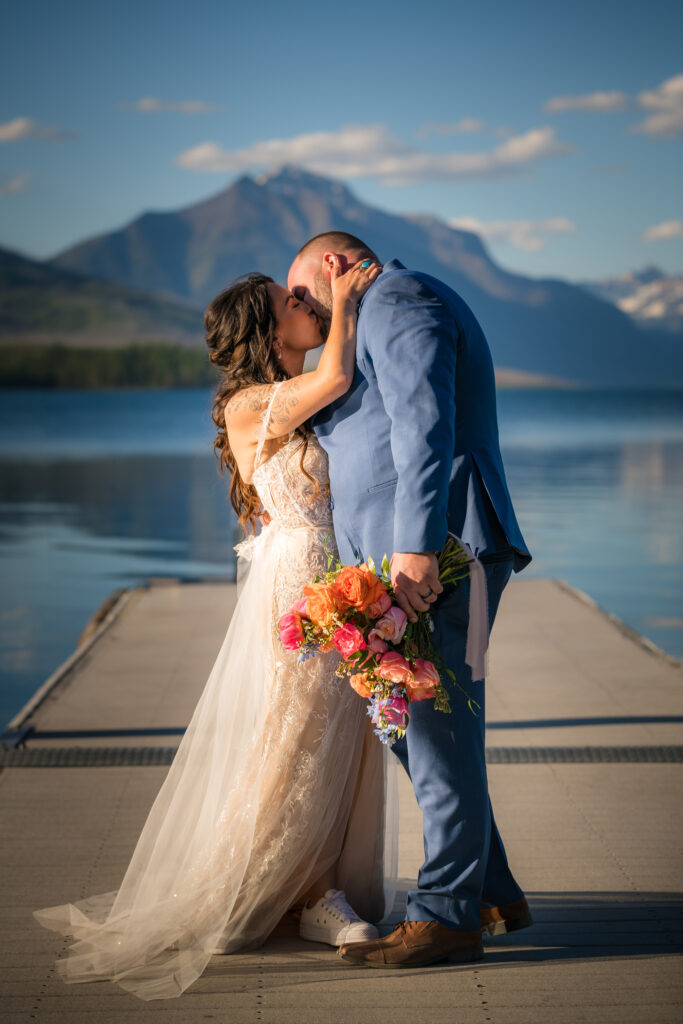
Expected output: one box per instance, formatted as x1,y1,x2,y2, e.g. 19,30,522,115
1,0,681,281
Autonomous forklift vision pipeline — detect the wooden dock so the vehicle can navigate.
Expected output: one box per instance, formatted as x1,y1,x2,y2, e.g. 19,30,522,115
1,578,682,1023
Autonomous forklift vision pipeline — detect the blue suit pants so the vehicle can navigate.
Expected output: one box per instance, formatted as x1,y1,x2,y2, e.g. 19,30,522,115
391,556,524,930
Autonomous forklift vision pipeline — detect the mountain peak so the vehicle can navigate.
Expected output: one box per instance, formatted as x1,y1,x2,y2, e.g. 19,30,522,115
255,164,352,200
581,264,682,334
632,265,666,285
46,166,681,386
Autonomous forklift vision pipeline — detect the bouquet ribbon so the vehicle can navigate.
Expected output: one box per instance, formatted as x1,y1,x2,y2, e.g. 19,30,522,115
447,533,489,683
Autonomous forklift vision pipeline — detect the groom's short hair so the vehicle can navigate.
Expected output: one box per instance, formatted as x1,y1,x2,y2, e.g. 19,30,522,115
296,231,378,263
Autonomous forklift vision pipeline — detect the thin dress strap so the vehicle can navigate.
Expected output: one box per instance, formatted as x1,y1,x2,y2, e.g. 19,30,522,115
253,381,285,471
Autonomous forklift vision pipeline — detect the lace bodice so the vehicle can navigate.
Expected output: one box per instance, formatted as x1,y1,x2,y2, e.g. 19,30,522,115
252,433,333,531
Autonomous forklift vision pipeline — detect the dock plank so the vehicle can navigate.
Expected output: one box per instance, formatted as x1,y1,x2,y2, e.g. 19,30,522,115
1,578,682,1023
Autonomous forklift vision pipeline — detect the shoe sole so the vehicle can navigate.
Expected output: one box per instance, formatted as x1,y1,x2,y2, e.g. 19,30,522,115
300,923,378,946
338,944,484,968
482,910,534,937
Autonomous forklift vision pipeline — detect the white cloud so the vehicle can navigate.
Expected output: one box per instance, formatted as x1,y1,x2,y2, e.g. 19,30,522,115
642,219,683,242
0,117,74,142
630,73,683,138
544,73,683,139
0,173,28,197
176,123,572,185
544,91,630,113
449,215,577,252
417,119,485,138
131,97,217,114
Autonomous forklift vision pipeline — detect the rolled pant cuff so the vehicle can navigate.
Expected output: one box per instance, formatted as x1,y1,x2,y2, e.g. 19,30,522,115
406,893,479,931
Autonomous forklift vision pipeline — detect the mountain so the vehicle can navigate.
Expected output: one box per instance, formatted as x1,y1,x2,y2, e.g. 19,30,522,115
0,246,202,347
49,166,682,386
580,267,683,334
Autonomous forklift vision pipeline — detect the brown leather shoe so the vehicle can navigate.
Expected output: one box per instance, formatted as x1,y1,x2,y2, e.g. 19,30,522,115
480,898,533,936
338,921,484,969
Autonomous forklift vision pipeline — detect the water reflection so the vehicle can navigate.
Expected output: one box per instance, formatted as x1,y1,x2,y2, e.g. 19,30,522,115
1,387,682,730
501,439,683,661
620,443,667,493
0,454,237,566
0,452,238,729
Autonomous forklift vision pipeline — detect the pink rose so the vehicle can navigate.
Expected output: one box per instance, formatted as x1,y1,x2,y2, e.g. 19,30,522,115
371,695,410,730
332,623,367,659
291,597,309,618
278,611,305,651
407,658,440,702
368,634,389,655
376,651,414,686
367,591,392,619
368,606,408,646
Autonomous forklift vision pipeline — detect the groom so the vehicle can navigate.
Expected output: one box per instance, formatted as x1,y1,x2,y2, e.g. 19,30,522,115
288,232,533,968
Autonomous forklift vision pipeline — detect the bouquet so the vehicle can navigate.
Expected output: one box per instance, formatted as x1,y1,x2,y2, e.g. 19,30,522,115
277,536,476,745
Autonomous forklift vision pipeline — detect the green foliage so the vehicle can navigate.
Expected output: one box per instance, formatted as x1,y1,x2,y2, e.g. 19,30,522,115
0,343,220,389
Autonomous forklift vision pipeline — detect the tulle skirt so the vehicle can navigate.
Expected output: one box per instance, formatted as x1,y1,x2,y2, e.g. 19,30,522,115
33,521,397,1000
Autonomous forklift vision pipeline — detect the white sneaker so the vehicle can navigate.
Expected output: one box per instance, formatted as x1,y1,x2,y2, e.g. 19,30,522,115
299,888,379,947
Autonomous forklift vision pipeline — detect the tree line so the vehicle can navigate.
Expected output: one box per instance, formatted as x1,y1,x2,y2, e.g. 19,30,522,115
0,343,220,388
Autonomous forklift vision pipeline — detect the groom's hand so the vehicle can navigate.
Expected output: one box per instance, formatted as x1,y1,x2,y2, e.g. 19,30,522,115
390,552,443,623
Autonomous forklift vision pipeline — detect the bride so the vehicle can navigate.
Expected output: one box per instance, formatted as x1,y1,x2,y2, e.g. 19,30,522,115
33,257,396,1001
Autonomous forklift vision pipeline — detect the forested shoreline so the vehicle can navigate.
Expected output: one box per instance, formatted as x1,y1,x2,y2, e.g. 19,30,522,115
0,344,219,388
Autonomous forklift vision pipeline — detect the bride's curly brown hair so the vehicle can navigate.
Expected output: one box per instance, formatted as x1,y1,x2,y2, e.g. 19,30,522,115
205,274,315,535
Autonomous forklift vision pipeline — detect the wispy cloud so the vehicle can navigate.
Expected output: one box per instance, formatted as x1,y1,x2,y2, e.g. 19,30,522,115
176,123,572,185
0,173,28,197
544,91,630,113
630,73,683,138
449,216,577,252
417,119,485,138
642,219,683,242
128,97,218,114
0,117,75,142
544,73,683,139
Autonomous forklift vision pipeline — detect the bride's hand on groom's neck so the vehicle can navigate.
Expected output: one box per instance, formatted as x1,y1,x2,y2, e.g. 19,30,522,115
390,552,442,622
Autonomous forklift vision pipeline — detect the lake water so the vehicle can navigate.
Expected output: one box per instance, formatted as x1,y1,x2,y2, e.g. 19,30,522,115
1,387,682,731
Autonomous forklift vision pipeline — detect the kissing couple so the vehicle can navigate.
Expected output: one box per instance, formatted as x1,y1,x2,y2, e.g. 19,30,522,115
33,232,533,1001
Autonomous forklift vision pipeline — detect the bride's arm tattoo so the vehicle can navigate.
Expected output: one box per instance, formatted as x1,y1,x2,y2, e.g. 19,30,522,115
225,385,270,418
270,378,302,426
226,378,310,439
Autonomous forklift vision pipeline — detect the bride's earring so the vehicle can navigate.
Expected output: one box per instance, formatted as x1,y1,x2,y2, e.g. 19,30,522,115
274,338,283,360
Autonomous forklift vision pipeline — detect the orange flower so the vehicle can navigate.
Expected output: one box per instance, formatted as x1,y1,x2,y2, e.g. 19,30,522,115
349,672,373,699
335,563,388,613
304,581,343,628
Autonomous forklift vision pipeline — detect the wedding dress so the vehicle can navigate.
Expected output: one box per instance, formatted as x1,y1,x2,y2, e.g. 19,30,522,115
33,382,398,1001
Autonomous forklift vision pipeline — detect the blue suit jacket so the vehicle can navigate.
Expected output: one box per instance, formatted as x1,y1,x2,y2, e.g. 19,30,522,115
313,259,531,573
